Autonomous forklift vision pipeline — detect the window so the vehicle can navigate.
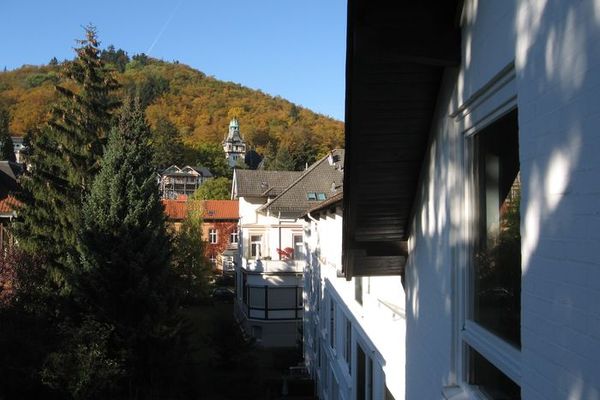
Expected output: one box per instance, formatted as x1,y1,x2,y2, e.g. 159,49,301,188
356,344,373,400
230,230,239,244
472,109,521,347
293,234,303,260
355,277,363,305
307,192,327,201
209,228,218,244
250,235,262,258
344,319,352,373
329,299,336,349
468,347,520,399
209,254,216,265
463,109,521,396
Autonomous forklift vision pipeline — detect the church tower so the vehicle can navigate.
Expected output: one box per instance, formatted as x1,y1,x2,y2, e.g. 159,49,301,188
222,118,247,168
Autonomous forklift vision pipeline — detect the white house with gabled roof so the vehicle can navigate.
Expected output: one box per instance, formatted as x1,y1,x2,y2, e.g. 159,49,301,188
231,151,344,348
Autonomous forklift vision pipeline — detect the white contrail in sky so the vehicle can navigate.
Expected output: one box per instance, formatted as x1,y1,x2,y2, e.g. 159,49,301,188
147,0,183,55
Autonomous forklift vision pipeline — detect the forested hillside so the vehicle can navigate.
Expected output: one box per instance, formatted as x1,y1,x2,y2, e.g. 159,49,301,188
0,50,344,171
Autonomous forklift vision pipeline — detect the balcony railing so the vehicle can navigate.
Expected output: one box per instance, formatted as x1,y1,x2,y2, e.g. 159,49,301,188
242,258,303,273
241,285,303,321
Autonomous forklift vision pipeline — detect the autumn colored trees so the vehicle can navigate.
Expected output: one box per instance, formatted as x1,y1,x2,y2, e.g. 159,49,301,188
0,41,344,173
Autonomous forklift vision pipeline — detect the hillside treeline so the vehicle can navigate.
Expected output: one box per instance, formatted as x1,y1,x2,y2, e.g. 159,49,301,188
0,49,344,171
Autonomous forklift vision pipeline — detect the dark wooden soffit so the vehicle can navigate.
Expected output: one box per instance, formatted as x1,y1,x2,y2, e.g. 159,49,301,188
342,0,461,279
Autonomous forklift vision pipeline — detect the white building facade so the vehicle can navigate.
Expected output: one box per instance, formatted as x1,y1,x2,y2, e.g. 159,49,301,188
232,169,305,348
303,195,407,400
338,1,600,399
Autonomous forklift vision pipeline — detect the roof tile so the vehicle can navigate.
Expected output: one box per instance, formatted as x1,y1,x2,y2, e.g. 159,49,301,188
162,199,239,221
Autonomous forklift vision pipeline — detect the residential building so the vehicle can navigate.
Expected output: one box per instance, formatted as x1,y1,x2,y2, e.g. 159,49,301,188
0,161,21,252
11,137,26,164
158,165,213,199
161,197,239,273
324,1,600,399
232,152,343,347
222,118,246,168
161,195,188,231
202,200,239,273
303,190,407,400
232,169,304,348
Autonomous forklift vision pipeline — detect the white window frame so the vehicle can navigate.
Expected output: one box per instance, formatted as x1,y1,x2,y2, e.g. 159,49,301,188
250,235,262,258
209,228,218,244
230,230,239,244
445,64,522,398
293,234,303,260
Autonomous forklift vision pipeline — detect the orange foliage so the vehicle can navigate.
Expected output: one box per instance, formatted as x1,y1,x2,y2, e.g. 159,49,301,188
0,59,344,163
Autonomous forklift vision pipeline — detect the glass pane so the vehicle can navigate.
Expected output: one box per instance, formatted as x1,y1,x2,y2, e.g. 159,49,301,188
473,110,521,347
268,287,296,309
249,287,265,308
469,347,520,399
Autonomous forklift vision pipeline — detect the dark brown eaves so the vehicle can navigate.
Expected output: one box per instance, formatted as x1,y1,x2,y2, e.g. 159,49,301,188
342,0,461,280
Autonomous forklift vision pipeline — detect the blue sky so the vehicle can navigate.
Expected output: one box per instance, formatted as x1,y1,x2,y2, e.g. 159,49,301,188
1,0,347,121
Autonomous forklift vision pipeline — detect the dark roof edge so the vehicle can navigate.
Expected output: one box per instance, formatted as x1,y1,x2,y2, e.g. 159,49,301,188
258,149,343,214
301,191,343,218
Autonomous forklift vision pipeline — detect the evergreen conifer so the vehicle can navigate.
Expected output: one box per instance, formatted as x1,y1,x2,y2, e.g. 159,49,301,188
14,25,119,285
69,99,189,397
0,108,16,162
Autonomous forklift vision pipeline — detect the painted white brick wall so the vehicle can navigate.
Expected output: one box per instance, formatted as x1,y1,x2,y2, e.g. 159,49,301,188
517,0,600,397
303,210,406,400
406,1,600,399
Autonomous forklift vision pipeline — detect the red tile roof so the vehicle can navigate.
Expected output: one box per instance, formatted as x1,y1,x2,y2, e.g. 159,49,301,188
162,199,238,221
161,198,187,221
202,200,239,220
0,195,20,216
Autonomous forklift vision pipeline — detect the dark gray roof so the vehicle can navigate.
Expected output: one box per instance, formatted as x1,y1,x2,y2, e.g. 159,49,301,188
302,191,344,217
233,170,304,198
0,161,22,200
0,161,23,181
259,149,344,217
190,166,213,177
160,165,213,177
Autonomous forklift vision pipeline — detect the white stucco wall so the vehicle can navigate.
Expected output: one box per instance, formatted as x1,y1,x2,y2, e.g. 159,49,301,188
238,196,303,261
235,195,304,348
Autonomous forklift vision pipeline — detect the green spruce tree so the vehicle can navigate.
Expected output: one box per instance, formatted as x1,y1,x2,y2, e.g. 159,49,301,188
68,99,190,398
267,146,296,171
0,108,15,162
14,25,119,285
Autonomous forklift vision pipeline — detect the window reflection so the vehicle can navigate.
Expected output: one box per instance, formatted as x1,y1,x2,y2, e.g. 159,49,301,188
473,109,521,348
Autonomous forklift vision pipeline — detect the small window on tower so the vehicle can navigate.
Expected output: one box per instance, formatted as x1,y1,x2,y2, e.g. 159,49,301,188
307,192,317,201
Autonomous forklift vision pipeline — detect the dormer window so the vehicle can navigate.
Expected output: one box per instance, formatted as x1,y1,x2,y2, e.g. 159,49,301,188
307,192,327,201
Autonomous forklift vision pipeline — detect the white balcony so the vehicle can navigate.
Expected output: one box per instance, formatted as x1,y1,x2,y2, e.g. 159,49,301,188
242,258,303,273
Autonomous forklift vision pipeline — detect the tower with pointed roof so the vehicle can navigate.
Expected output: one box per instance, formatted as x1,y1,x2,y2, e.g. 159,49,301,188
222,118,247,168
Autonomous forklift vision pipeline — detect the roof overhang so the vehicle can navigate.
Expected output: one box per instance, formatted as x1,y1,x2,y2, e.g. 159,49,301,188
342,0,462,279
